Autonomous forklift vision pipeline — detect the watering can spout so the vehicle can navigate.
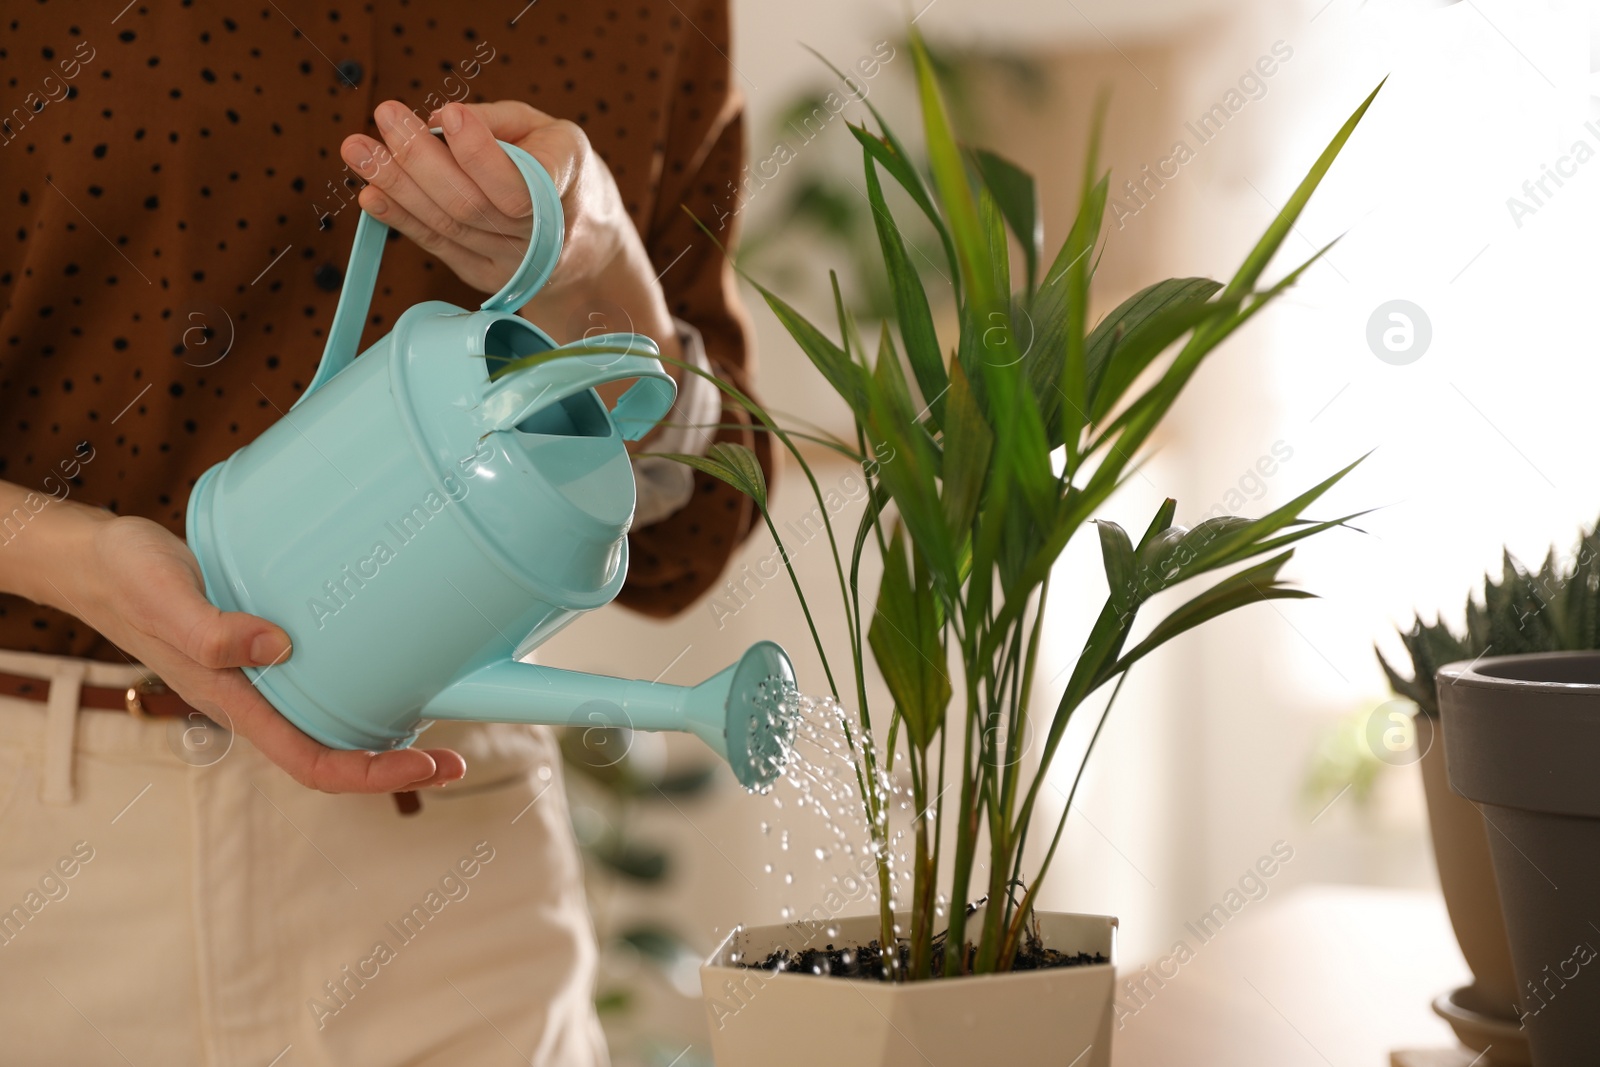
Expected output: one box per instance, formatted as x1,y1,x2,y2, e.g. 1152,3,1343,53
420,641,798,790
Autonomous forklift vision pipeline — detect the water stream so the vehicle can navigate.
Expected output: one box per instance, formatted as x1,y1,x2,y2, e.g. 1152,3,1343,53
735,688,948,968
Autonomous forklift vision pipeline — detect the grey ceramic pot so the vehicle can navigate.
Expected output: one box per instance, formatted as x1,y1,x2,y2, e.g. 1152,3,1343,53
1418,723,1528,1064
1438,652,1600,1066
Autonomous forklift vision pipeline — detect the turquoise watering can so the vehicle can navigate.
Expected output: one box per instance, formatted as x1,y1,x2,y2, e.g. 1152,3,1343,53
185,138,796,790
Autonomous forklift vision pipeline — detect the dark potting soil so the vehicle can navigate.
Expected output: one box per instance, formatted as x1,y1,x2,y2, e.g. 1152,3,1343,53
740,928,1107,982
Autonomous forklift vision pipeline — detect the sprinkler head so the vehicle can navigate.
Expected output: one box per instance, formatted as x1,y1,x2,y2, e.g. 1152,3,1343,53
680,641,798,791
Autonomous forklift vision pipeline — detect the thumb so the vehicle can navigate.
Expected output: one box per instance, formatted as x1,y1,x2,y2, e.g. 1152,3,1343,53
199,611,293,670
141,556,293,670
435,100,561,147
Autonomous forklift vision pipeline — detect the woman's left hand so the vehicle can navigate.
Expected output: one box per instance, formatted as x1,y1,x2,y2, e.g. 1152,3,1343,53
339,99,680,361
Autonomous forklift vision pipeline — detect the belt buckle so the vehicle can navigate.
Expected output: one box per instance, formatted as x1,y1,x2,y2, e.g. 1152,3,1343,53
125,677,168,718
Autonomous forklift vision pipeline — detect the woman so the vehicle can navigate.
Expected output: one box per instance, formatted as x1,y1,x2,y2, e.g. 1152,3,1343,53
0,2,765,1063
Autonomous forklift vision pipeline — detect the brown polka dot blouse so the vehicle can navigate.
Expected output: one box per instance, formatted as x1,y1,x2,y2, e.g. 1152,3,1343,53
0,0,771,662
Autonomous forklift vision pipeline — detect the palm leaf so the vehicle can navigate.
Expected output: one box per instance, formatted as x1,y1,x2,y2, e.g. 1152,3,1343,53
654,442,767,509
1112,552,1314,675
869,527,951,752
864,154,948,429
972,146,1040,294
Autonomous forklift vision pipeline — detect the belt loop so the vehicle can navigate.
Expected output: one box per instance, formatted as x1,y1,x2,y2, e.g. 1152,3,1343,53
40,659,88,806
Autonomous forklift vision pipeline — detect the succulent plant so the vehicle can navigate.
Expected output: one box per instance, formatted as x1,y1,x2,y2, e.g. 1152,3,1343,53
1378,518,1600,717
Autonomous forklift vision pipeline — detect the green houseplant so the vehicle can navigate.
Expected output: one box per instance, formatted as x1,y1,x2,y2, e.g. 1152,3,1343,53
1378,519,1600,1065
501,33,1381,1065
687,38,1379,1066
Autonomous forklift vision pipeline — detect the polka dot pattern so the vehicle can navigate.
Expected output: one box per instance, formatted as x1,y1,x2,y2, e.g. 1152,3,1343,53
0,0,764,660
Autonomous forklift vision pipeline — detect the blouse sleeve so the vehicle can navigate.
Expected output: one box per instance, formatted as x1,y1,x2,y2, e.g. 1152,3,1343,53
614,0,775,619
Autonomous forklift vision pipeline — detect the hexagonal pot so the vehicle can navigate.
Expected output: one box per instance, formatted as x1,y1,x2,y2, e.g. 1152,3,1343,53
1439,651,1600,1066
700,910,1116,1067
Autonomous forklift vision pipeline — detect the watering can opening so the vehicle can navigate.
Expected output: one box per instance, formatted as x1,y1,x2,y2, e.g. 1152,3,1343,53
476,315,673,445
482,316,549,379
478,318,616,440
513,389,611,439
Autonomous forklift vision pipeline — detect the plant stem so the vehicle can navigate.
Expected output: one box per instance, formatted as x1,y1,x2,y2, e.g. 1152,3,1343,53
922,673,950,978
974,621,1024,972
753,509,840,699
850,430,900,963
907,730,931,979
994,583,1051,952
941,656,983,976
1000,671,1130,962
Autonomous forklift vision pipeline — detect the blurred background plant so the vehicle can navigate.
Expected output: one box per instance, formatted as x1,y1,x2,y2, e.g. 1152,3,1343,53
1303,702,1393,816
737,38,1048,321
560,726,718,1067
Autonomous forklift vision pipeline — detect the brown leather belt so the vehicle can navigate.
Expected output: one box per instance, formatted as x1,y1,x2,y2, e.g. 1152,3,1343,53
0,669,193,717
0,669,422,814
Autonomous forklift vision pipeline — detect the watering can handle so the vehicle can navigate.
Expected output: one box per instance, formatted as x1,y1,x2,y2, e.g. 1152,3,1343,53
480,332,677,442
299,138,565,402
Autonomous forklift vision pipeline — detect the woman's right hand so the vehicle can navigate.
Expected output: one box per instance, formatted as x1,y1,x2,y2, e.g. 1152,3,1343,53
1,491,464,793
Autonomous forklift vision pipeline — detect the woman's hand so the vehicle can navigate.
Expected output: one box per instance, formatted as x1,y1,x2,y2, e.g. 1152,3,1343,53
5,493,464,794
339,99,682,364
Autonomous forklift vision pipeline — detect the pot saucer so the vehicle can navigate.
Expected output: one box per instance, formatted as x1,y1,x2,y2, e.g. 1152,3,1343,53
1431,985,1529,1066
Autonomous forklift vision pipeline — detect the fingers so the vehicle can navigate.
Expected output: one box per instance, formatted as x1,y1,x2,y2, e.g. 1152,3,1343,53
408,748,469,789
204,668,464,793
338,99,592,300
425,99,588,211
340,134,496,260
430,102,535,219
351,180,498,274
349,102,528,255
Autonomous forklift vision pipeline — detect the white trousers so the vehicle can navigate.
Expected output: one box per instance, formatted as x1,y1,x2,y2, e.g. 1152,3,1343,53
0,649,607,1067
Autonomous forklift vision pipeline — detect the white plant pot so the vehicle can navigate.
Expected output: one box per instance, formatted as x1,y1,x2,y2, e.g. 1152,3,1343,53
700,910,1117,1067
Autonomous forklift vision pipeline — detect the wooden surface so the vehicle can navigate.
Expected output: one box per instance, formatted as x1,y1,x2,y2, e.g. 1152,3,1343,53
1112,885,1473,1067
